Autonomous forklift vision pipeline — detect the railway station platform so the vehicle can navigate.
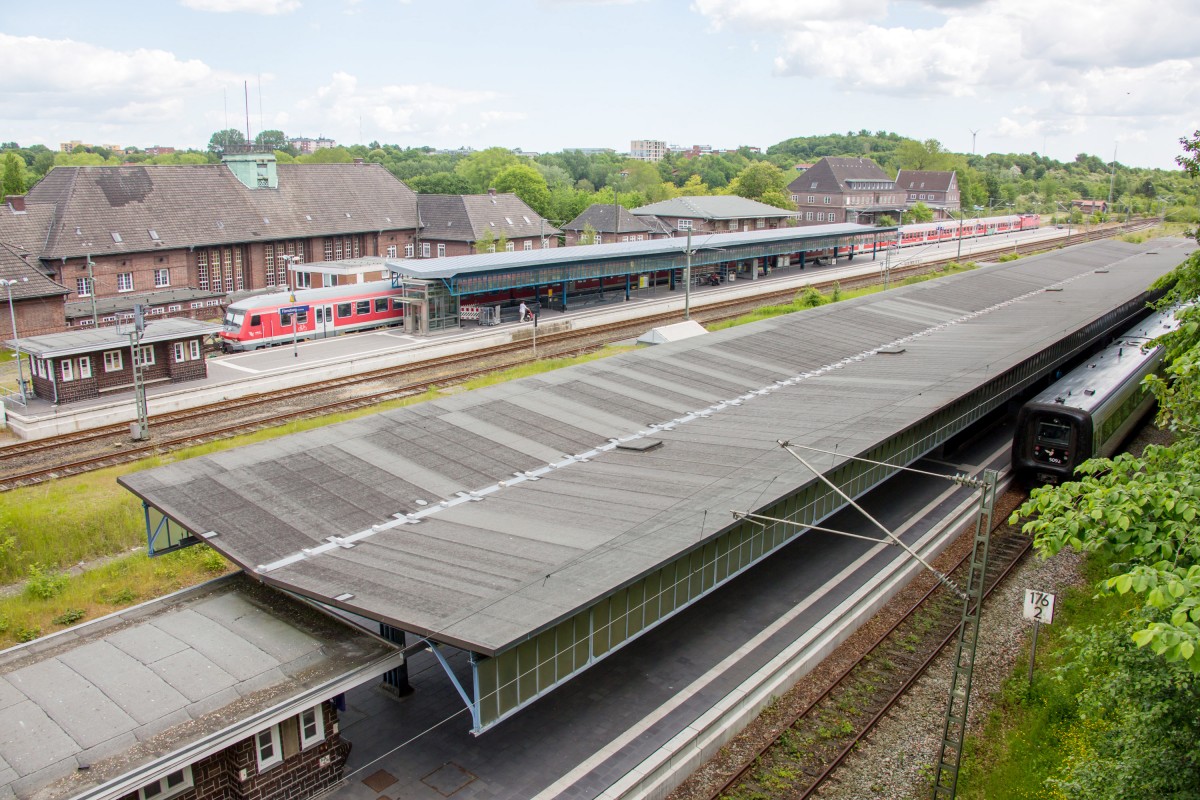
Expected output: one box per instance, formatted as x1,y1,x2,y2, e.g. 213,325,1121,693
0,225,1070,442
120,236,1194,798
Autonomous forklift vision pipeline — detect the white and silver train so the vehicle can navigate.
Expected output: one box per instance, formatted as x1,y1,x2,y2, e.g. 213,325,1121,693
1012,307,1181,485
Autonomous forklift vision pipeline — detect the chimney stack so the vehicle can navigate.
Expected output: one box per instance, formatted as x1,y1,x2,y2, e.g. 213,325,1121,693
353,157,364,165
487,187,497,196
6,195,26,212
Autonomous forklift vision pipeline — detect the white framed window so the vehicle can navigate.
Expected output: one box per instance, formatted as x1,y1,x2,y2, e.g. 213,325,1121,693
78,357,91,379
542,239,550,249
61,360,74,382
807,195,815,204
138,766,193,800
523,241,533,251
295,271,311,289
168,304,181,312
791,195,799,203
174,342,185,362
189,302,202,309
299,706,326,749
505,241,515,252
593,235,601,245
154,268,170,288
816,212,824,221
437,243,446,258
255,726,283,772
118,272,134,292
828,211,838,222
386,244,397,258
823,196,831,205
728,220,737,231
135,345,155,367
421,242,431,258
806,211,814,221
76,277,92,297
678,219,693,230
189,340,201,360
404,243,414,258
36,358,46,379
756,219,765,228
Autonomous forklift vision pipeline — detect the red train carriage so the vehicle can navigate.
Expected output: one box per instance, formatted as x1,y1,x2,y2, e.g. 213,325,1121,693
219,281,405,351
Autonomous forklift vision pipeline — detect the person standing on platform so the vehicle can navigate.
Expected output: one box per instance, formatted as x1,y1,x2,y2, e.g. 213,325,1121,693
519,301,530,322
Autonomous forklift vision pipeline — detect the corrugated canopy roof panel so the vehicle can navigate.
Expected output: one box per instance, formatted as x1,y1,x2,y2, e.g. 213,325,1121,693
120,238,1196,655
385,222,886,280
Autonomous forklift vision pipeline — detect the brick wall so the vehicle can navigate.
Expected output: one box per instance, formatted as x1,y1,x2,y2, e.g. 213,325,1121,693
117,703,348,800
4,296,69,339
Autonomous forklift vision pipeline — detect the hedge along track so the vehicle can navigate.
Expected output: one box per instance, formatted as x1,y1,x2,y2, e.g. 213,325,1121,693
694,483,1032,800
0,221,1151,490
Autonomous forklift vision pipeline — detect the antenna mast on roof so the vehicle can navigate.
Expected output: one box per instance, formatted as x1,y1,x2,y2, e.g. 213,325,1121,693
244,81,252,147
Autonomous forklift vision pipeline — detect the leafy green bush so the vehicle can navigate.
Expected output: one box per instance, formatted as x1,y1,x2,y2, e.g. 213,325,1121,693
14,626,41,643
796,286,827,308
24,564,69,600
52,608,85,626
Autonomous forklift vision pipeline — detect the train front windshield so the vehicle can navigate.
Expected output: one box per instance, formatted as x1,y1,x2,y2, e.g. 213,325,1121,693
1035,421,1071,447
222,311,244,331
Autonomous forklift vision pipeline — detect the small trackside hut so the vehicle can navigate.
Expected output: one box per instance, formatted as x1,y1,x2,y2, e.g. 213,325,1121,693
8,318,221,405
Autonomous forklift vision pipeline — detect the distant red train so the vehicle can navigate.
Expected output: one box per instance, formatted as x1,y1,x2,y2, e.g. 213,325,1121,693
219,214,1042,350
220,283,403,351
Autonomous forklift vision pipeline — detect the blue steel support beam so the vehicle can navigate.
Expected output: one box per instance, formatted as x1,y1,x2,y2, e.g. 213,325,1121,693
427,641,481,732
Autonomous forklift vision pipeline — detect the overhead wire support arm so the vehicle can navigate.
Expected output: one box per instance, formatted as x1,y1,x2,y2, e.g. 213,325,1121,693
775,439,969,601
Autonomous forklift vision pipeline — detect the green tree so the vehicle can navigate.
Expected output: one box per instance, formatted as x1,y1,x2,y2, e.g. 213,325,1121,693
254,129,288,151
758,189,795,210
2,153,26,195
577,223,597,246
455,147,521,193
903,201,934,224
208,128,247,154
678,174,709,196
729,162,787,201
493,163,551,217
474,228,509,254
408,172,472,194
895,138,955,171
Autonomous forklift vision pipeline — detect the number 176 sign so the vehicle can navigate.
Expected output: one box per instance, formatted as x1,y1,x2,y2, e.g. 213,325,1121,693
1023,589,1057,624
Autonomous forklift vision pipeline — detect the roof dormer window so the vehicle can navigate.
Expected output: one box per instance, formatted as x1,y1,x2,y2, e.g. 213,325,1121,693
111,231,122,243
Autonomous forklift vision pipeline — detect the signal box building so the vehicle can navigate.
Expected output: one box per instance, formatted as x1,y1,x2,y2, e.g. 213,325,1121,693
9,318,221,405
0,573,400,800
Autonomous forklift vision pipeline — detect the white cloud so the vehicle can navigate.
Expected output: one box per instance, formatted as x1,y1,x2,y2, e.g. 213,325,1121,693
296,72,516,139
0,33,236,123
180,0,301,13
691,0,887,29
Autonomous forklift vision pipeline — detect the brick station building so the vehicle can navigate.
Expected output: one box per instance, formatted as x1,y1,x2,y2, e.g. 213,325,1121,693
10,318,220,405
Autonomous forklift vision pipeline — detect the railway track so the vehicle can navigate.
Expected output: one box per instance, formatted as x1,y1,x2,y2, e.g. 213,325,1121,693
0,221,1153,490
689,483,1030,800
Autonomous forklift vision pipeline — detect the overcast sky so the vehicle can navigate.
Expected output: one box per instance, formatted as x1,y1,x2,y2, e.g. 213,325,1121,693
2,0,1197,169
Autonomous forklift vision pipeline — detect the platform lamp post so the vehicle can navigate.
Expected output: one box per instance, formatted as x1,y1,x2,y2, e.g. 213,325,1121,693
1,277,29,403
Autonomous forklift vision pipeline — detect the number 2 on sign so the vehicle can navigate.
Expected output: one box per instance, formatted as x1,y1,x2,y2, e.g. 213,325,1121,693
1023,589,1056,624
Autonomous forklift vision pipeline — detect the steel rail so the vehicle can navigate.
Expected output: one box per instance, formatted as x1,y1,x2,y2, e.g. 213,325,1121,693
701,478,1030,800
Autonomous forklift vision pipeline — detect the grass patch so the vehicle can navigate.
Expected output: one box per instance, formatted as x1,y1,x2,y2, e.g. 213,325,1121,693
0,544,233,648
954,552,1141,799
0,344,636,585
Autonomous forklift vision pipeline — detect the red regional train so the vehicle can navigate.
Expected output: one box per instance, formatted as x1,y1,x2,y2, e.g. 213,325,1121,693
219,283,404,351
219,214,1042,350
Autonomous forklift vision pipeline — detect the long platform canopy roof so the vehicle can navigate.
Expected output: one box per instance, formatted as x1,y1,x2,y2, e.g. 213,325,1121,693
121,238,1195,657
385,222,886,281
